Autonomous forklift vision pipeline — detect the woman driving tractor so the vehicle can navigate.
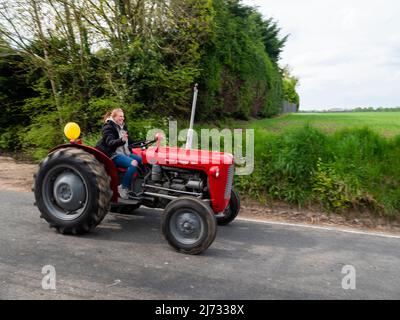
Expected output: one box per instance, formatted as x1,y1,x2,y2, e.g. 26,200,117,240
96,108,142,199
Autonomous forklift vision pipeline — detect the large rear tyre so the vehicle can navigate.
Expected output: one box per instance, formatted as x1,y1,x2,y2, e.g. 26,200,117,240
216,189,240,226
33,148,112,234
161,197,217,255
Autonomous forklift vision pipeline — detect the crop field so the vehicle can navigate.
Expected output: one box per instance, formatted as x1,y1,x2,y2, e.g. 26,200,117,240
250,112,400,137
230,111,400,217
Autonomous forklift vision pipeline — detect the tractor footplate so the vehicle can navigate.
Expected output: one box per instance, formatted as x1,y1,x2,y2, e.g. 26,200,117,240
117,198,141,205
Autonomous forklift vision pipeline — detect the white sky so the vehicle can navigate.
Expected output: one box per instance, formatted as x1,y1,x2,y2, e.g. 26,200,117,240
242,0,400,110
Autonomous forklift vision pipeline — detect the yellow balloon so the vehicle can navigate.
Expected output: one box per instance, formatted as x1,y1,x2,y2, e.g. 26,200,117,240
64,122,81,140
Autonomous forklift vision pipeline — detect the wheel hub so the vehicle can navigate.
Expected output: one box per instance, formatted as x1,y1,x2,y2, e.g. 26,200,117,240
53,172,86,212
58,183,72,201
180,219,196,235
170,212,203,245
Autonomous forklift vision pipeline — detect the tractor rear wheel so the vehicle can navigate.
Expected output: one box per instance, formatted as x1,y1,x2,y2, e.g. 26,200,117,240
216,189,240,226
161,197,217,255
33,148,112,234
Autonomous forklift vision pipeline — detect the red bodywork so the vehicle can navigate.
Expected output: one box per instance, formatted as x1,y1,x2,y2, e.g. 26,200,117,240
50,137,234,213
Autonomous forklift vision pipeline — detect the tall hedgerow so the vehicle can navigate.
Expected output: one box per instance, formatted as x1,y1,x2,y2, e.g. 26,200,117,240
198,0,285,119
0,0,289,159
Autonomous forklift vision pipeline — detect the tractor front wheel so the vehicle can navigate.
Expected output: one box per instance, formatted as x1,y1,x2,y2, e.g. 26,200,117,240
161,197,217,255
33,148,112,234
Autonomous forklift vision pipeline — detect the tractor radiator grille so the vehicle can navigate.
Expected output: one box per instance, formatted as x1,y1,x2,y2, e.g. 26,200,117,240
224,165,234,199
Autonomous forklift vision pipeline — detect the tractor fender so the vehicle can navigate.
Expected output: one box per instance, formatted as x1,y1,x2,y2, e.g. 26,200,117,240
49,144,119,202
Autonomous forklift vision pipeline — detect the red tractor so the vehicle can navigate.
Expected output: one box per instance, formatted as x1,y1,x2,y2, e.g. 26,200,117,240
33,125,240,255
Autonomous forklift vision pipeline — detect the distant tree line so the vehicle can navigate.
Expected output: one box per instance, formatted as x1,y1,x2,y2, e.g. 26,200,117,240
351,107,400,112
0,0,297,158
299,107,400,113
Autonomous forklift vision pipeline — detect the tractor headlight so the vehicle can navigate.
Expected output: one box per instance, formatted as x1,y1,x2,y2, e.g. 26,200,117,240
209,166,220,178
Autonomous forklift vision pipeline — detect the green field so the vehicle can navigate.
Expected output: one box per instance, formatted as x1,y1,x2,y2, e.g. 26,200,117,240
230,111,400,217
250,112,400,137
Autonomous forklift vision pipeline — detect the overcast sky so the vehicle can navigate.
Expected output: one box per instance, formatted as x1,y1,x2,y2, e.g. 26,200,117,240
242,0,400,110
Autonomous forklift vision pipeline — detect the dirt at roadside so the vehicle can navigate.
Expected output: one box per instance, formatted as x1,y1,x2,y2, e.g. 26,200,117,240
0,156,38,192
239,198,400,235
1,155,400,235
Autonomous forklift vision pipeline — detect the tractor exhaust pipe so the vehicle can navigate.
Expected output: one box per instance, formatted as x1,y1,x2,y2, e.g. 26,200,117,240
185,84,199,150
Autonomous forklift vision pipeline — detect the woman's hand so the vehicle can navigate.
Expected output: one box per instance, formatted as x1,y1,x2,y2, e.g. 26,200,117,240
131,160,139,167
121,131,129,142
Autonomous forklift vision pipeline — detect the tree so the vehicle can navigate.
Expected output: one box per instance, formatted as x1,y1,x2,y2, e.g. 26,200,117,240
0,0,63,124
282,65,300,109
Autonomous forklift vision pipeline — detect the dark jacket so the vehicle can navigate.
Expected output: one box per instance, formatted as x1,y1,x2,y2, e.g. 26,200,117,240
95,120,133,158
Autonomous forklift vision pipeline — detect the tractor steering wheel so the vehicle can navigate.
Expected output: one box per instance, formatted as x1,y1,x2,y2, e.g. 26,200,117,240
130,139,157,150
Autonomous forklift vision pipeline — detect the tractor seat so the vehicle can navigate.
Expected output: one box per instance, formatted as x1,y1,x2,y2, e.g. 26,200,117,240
117,164,142,175
116,167,139,176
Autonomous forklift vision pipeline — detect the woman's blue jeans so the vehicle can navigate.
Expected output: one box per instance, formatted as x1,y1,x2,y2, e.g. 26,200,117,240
113,154,143,189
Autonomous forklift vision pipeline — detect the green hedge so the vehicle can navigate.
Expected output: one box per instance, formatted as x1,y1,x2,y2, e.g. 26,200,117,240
235,126,400,217
198,0,283,119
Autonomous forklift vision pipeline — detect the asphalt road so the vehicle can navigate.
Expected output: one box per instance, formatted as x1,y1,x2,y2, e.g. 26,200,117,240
0,190,399,300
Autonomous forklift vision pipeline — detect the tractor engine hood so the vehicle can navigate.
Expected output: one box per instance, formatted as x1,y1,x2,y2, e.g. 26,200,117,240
131,146,235,213
141,146,234,167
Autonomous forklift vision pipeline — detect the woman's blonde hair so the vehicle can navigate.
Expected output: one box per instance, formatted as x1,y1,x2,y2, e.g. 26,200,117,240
103,108,123,123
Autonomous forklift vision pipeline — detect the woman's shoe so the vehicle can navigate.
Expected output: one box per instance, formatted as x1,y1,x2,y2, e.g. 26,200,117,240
118,185,130,200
